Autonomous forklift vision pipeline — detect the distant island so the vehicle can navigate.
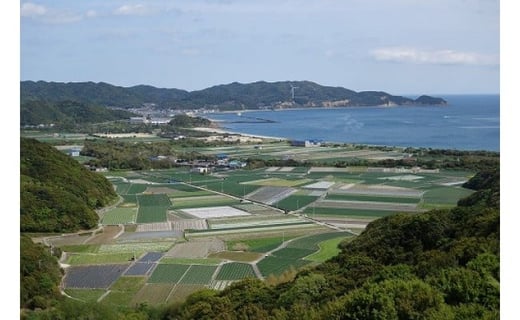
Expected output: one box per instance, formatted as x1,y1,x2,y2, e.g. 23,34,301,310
21,80,447,111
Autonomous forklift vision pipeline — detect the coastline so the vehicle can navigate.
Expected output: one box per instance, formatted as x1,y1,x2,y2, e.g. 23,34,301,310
192,127,287,141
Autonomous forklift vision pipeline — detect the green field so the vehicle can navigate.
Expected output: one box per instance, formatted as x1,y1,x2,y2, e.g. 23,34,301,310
273,195,320,211
132,284,174,305
257,256,311,277
422,187,474,207
288,232,353,251
178,265,217,284
126,184,148,195
159,258,222,265
216,263,256,280
136,194,171,223
101,208,137,225
148,264,190,283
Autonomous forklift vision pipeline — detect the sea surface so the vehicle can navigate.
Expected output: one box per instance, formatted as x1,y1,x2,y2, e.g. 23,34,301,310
205,95,499,152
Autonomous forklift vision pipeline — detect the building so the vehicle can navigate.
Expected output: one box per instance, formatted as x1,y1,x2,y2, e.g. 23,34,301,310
290,139,322,147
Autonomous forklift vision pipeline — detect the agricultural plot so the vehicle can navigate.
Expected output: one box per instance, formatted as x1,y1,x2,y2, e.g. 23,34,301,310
422,186,474,208
126,184,148,195
98,242,173,254
178,265,218,284
303,207,404,219
232,203,280,215
138,252,164,262
63,289,106,302
246,186,296,205
164,239,225,258
325,193,421,204
171,195,239,209
208,215,307,229
166,285,208,304
315,199,420,212
124,262,157,276
302,181,335,189
216,263,256,280
66,253,137,265
210,280,236,291
242,177,312,187
288,231,353,251
305,237,349,262
148,264,190,283
201,180,262,198
336,184,424,197
136,194,171,223
181,206,251,219
227,236,286,253
208,251,263,262
63,264,129,289
116,230,180,242
136,222,172,232
131,284,174,305
101,208,137,225
257,256,311,277
273,195,320,211
172,219,208,231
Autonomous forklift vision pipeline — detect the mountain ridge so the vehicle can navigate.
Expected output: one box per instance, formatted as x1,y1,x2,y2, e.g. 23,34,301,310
21,80,447,110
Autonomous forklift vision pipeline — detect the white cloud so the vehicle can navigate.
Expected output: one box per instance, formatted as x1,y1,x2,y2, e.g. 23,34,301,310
21,2,46,17
370,47,498,66
86,10,97,18
114,4,151,16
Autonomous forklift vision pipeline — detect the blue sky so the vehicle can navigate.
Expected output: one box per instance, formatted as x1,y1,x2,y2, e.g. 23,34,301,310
20,0,499,94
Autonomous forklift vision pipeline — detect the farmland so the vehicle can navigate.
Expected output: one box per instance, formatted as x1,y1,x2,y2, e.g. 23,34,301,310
49,152,476,306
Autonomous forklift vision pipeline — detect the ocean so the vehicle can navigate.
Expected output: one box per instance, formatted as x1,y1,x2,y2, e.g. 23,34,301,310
205,95,499,152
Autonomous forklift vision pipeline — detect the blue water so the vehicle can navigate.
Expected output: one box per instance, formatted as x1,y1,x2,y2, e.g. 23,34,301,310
205,95,499,152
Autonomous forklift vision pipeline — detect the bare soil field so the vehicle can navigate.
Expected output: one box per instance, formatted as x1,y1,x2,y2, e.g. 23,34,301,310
246,186,296,204
85,226,123,245
164,238,226,258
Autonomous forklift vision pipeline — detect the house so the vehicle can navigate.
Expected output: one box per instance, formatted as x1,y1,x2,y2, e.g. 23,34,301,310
290,139,322,147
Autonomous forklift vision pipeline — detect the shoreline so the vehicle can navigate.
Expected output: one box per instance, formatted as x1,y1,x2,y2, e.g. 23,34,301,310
192,127,287,141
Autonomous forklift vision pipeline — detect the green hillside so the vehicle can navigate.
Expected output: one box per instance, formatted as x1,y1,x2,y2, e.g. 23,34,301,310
21,80,447,110
20,138,118,232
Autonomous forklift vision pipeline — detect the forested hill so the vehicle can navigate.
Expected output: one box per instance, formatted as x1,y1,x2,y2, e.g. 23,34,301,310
21,80,447,110
20,138,118,232
21,100,137,126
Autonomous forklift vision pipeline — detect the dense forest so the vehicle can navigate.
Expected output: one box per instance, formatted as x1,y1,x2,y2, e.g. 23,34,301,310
21,100,136,127
21,167,499,319
20,138,118,232
21,80,447,110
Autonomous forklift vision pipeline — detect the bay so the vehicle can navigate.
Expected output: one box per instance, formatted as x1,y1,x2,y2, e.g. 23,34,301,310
205,95,499,152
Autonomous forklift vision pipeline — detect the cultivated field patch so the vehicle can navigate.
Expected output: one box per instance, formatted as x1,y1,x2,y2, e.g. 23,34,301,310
101,208,137,225
181,206,251,219
178,265,217,284
63,289,106,302
136,222,172,232
172,219,208,231
208,251,263,262
166,285,207,304
164,239,225,258
302,181,335,189
131,284,174,305
63,264,129,289
216,263,256,280
148,264,190,283
246,186,296,204
136,194,171,223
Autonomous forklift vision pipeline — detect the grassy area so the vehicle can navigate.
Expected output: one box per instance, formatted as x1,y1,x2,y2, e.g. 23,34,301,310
109,276,147,291
148,264,190,283
60,244,100,253
305,237,351,262
64,289,106,302
132,284,174,305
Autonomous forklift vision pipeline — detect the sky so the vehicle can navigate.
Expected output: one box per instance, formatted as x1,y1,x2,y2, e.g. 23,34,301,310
19,0,500,95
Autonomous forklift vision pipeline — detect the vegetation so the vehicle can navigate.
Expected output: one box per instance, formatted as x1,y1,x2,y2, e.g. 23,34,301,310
20,138,118,232
21,100,136,127
21,80,446,110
